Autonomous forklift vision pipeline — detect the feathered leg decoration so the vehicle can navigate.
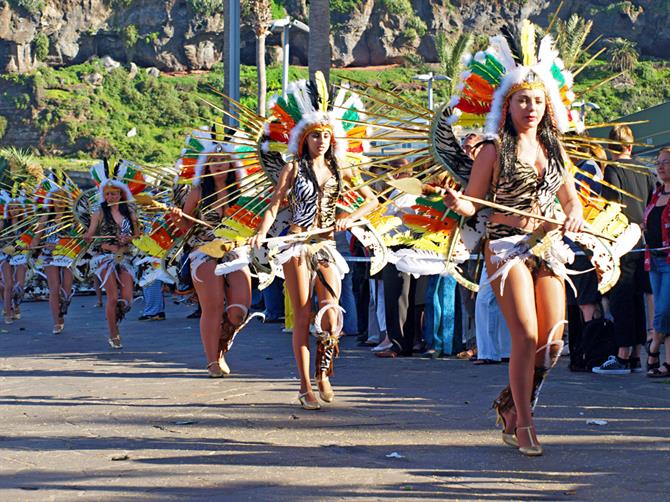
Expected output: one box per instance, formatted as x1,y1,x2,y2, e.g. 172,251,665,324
59,287,73,317
313,301,345,378
493,320,566,418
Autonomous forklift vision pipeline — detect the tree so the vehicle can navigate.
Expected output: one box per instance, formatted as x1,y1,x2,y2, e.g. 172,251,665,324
607,37,639,73
435,32,472,96
553,14,593,71
308,0,331,83
245,0,273,116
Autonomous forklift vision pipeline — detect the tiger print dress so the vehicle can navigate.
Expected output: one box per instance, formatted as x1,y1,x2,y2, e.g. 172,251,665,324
273,162,349,281
486,156,576,291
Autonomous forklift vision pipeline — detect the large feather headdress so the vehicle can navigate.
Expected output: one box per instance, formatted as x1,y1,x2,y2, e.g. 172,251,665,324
448,20,579,139
90,159,146,202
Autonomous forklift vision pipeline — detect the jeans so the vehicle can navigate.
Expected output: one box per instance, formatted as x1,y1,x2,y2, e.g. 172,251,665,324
262,277,285,320
475,269,511,361
649,255,670,334
423,275,457,355
142,280,164,316
339,267,358,335
367,279,386,343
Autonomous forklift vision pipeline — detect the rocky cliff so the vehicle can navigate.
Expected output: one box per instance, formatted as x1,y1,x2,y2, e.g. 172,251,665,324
0,0,668,74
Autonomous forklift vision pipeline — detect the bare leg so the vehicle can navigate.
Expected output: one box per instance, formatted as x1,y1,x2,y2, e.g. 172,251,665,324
2,261,13,319
192,261,225,366
45,266,61,324
486,251,539,450
283,256,316,403
101,266,120,340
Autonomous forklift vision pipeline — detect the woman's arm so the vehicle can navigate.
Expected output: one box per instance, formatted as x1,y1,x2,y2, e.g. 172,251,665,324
336,167,379,231
84,211,101,242
557,173,585,233
443,143,496,217
30,216,47,248
168,187,200,234
248,161,296,248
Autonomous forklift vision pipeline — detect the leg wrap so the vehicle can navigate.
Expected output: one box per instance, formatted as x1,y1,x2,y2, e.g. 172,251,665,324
313,302,345,378
13,283,24,307
59,288,73,317
219,304,258,355
115,299,132,323
493,321,566,415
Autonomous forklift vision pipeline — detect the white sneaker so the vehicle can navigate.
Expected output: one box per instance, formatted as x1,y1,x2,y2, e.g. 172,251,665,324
371,341,393,353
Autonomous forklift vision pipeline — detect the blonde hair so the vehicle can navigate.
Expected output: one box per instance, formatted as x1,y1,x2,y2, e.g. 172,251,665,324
608,125,634,154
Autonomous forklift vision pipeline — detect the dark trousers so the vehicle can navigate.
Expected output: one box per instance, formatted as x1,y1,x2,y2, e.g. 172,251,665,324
608,253,647,349
382,263,417,356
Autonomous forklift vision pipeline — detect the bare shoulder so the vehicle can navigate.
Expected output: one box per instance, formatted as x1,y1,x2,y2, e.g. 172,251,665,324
476,143,498,164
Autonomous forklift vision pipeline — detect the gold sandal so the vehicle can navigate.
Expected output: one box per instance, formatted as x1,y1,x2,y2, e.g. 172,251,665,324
108,330,123,349
494,406,518,448
298,392,321,410
207,361,224,378
317,376,335,403
516,425,543,457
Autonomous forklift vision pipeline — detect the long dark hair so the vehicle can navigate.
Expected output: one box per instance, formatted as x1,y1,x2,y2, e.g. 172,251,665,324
199,162,236,210
101,199,135,233
498,104,565,181
297,139,342,194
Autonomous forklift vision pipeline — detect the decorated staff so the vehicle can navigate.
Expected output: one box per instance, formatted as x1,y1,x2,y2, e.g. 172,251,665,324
84,159,145,349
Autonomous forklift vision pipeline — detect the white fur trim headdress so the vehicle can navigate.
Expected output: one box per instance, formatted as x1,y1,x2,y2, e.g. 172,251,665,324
447,20,579,139
90,159,146,203
263,71,369,161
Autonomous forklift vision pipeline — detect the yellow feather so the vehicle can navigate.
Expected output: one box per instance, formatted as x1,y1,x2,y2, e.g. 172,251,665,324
521,20,536,66
315,71,329,112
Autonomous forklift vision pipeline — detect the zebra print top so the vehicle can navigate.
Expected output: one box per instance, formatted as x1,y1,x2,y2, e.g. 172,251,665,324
288,163,340,230
487,156,565,240
94,213,133,252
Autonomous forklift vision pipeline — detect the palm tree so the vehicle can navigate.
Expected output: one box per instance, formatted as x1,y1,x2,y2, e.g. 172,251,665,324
608,38,639,73
246,0,273,116
435,32,472,96
0,147,43,186
553,14,593,70
308,0,331,83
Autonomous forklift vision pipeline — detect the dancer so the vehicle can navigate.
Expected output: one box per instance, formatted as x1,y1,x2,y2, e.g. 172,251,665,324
0,194,29,323
170,132,252,378
31,189,74,334
443,23,587,456
249,74,379,409
85,161,143,349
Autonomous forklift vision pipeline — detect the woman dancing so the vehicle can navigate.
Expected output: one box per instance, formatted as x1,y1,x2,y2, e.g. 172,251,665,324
85,171,140,349
31,190,74,334
1,197,28,323
170,138,252,378
444,27,586,455
249,76,378,410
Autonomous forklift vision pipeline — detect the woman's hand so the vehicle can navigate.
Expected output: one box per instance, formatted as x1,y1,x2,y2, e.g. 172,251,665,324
443,187,466,214
335,216,352,232
248,231,266,249
562,212,585,234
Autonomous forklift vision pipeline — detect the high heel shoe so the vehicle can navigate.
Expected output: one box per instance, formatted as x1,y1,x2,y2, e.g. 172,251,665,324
52,323,64,335
516,425,543,457
108,330,123,349
207,361,224,378
317,376,335,403
494,406,518,448
217,354,231,376
298,392,321,410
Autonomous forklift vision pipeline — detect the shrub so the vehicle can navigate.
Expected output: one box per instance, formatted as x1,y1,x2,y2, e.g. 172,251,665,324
0,116,7,139
34,33,49,61
8,0,44,16
122,24,139,49
188,0,225,16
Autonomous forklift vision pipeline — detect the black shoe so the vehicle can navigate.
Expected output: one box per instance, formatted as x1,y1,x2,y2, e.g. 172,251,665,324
139,312,165,321
187,309,201,319
629,357,643,373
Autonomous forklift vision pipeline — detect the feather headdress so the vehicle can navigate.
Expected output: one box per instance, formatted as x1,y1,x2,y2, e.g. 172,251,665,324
448,20,579,139
90,159,146,202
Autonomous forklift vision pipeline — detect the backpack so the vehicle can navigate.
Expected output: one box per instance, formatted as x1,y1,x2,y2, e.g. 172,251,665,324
570,318,617,371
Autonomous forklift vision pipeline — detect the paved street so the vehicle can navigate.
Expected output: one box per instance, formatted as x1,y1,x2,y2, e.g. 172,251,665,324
1,295,669,501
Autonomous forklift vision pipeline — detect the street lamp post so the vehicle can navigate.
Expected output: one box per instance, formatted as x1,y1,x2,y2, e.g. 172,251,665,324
270,17,309,100
224,0,240,127
412,72,451,110
572,100,600,123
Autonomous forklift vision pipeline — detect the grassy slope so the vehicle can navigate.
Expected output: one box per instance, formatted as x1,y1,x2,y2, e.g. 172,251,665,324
0,59,668,167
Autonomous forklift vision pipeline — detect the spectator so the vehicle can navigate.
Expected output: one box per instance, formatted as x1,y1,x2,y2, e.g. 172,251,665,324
644,148,670,377
593,125,656,375
474,266,511,364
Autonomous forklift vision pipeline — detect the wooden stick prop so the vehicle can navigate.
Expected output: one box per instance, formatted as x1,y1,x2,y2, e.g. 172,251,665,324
133,194,215,229
198,221,368,258
386,177,616,242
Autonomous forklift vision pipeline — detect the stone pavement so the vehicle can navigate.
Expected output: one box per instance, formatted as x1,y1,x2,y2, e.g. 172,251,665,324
0,295,669,501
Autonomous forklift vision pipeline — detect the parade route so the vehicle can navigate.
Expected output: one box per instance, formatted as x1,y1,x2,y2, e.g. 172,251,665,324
1,296,669,501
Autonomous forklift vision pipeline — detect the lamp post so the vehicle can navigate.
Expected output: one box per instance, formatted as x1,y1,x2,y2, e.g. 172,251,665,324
270,17,310,100
412,72,451,110
224,0,240,127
